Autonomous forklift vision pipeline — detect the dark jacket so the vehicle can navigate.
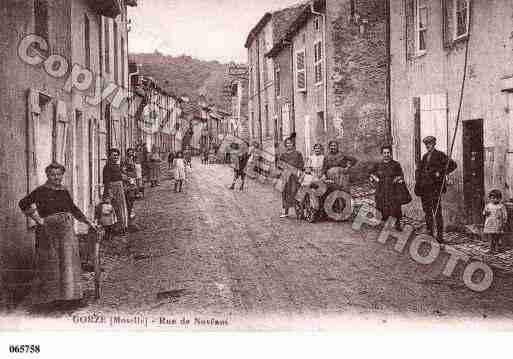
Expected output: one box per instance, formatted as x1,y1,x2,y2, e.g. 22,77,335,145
415,149,457,196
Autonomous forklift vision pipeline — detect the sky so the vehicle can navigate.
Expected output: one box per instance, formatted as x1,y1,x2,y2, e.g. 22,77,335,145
127,0,303,63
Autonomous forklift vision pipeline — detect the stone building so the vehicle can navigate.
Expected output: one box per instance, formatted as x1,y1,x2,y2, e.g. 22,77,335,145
245,3,305,161
227,65,250,141
129,74,182,155
0,0,136,306
266,0,388,160
390,0,513,226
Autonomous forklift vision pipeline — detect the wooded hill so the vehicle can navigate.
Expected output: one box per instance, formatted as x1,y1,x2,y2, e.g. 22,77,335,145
129,51,241,111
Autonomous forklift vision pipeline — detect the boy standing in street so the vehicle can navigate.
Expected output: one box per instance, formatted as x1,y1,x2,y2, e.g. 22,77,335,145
229,145,250,191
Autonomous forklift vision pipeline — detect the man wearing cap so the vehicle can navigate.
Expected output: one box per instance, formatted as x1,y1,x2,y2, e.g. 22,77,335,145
414,136,457,243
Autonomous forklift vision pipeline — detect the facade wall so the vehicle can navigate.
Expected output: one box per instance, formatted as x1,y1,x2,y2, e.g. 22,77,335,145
390,0,513,225
325,0,387,160
247,19,279,160
273,45,295,152
0,0,73,304
291,14,325,157
0,0,134,306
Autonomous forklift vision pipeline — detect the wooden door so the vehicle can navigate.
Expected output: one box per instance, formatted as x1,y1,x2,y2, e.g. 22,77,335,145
463,119,484,224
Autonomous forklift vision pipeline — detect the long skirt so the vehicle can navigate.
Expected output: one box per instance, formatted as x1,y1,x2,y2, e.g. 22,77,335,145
282,174,300,210
109,180,128,231
149,161,160,182
31,213,82,305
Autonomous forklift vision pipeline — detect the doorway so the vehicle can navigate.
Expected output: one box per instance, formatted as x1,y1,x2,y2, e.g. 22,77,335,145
462,119,484,224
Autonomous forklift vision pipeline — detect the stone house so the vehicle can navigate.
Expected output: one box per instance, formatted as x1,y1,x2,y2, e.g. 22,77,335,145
227,65,250,141
266,0,388,161
245,3,305,161
390,0,513,226
0,0,136,306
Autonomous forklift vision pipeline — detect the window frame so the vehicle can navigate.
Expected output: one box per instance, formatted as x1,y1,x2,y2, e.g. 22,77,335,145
453,0,470,40
415,0,428,55
104,19,111,74
313,40,323,86
275,64,281,98
295,49,307,92
313,18,320,31
84,14,91,69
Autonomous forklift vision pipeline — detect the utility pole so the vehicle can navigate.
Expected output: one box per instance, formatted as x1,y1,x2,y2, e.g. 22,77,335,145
385,0,392,145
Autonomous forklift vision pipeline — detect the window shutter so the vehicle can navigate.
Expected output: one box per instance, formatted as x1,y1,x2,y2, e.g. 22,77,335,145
442,0,454,48
405,0,415,60
296,51,306,91
55,100,69,165
27,90,42,228
413,97,421,166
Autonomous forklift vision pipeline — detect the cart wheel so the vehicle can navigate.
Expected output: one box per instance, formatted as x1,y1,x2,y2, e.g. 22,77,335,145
304,194,317,223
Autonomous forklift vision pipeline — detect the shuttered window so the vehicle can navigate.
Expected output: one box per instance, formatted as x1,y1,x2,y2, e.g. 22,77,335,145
296,50,306,92
454,0,470,39
314,41,323,84
34,0,49,41
415,0,428,53
104,19,110,74
84,14,91,69
114,21,119,84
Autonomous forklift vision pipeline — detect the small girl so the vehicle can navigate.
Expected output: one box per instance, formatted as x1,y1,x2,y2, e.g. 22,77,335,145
483,189,508,253
95,193,118,241
173,151,186,192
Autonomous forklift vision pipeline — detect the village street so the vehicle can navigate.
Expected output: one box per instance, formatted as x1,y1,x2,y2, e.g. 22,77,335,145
68,159,513,325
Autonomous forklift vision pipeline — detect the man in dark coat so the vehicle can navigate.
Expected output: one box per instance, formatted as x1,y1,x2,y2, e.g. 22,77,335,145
415,136,457,243
229,144,250,191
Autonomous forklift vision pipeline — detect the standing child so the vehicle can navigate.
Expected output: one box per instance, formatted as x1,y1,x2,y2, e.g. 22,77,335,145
95,193,118,242
173,151,186,193
483,189,508,253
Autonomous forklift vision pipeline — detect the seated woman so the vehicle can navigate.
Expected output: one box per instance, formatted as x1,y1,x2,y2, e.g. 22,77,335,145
321,140,358,179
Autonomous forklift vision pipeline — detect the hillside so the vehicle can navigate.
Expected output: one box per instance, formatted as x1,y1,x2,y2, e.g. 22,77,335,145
129,51,239,111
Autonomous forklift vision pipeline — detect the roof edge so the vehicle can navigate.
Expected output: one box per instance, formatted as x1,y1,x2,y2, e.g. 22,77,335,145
244,12,272,49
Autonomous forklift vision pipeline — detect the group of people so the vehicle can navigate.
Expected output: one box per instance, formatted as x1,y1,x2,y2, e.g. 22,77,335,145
17,144,158,311
16,132,509,312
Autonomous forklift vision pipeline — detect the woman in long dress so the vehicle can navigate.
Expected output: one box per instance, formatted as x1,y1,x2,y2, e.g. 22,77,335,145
102,148,128,234
173,151,187,193
278,137,304,218
19,162,96,310
369,145,406,231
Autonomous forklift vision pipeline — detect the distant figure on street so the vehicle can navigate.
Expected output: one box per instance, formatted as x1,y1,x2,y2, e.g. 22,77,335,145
414,136,457,243
369,145,409,231
149,148,161,187
184,147,192,168
134,146,144,198
483,189,508,253
278,137,304,218
168,151,175,170
173,151,186,193
229,145,250,191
